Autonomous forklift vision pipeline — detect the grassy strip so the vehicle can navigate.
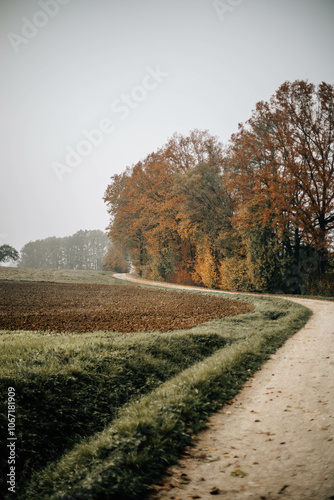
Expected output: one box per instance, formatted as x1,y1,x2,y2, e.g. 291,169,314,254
0,267,130,286
20,295,310,500
281,294,334,301
0,329,230,497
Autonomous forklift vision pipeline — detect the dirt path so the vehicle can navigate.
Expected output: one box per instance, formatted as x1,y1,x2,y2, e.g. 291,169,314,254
113,274,334,500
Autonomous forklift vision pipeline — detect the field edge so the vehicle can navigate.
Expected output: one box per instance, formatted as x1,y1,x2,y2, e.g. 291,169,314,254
20,295,311,500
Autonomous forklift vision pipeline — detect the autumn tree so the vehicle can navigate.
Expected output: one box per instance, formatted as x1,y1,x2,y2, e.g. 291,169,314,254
225,80,334,292
174,162,233,287
274,81,334,270
163,130,225,284
103,243,130,273
104,130,224,283
104,83,334,294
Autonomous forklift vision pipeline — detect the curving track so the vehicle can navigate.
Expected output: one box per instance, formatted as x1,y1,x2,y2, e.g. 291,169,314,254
114,274,334,500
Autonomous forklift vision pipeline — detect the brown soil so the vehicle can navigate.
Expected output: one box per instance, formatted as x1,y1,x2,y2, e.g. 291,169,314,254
0,281,253,333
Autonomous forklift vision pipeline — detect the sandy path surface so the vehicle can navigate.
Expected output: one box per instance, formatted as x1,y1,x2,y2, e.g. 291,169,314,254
114,274,334,500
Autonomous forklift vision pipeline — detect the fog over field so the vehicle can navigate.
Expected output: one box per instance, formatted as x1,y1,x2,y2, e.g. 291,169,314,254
1,0,334,252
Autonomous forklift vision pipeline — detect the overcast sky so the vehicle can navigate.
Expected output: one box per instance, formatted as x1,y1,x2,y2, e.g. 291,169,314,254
1,0,334,253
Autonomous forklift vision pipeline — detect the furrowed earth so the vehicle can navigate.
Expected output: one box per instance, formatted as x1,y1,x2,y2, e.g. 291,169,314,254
0,281,253,333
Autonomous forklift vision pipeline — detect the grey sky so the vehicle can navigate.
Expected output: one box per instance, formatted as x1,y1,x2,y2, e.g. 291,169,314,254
1,0,334,252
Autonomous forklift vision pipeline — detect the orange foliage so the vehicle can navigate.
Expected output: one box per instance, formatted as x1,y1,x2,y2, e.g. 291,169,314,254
104,82,334,294
192,245,219,289
219,256,258,292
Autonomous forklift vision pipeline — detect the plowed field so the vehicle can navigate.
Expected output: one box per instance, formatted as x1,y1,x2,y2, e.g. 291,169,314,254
0,281,253,333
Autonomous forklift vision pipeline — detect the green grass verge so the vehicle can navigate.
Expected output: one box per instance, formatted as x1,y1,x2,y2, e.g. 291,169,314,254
0,266,131,286
1,329,228,496
281,294,334,301
0,293,311,500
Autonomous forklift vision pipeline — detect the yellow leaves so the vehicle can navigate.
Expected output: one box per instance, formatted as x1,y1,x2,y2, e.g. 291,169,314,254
192,247,218,289
218,256,254,292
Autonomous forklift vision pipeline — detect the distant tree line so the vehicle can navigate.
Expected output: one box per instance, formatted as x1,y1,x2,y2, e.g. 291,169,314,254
104,80,334,295
19,230,110,271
